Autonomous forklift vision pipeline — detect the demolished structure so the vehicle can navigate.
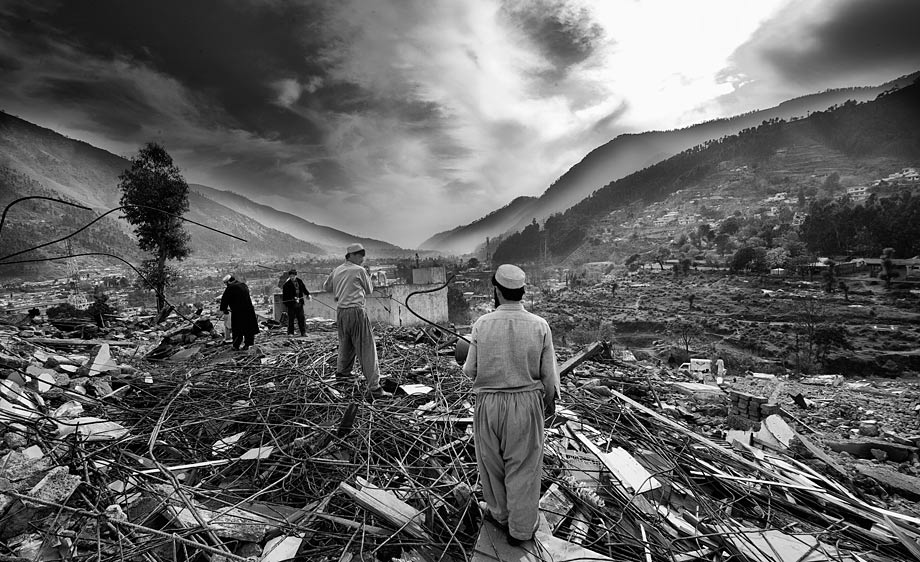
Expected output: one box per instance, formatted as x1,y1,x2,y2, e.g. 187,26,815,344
2,310,920,561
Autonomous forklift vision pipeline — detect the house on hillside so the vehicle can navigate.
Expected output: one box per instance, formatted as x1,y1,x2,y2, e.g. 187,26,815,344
846,186,869,201
791,212,808,227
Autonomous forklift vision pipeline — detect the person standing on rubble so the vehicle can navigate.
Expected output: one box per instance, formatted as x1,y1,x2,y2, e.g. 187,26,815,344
219,274,259,351
282,269,311,337
323,243,390,401
463,264,559,547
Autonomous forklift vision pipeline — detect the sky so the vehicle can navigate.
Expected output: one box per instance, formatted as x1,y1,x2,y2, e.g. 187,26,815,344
1,0,919,248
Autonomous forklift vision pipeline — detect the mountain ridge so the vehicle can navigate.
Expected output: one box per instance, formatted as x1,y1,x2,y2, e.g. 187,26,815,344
421,72,920,255
191,184,402,256
0,111,385,277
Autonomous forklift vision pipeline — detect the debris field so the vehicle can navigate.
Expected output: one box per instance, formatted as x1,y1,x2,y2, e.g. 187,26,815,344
2,312,920,562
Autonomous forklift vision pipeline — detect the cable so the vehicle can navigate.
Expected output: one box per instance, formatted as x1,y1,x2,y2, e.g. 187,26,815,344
402,274,470,343
0,204,246,263
0,196,91,240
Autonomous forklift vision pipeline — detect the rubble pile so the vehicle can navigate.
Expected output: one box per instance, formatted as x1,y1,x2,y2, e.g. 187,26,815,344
2,317,920,561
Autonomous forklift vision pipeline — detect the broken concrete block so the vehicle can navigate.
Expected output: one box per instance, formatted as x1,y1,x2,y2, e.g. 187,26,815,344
52,401,84,419
0,451,54,487
858,421,881,437
21,446,43,460
3,423,29,449
855,464,920,500
673,382,726,402
24,466,81,507
762,415,795,448
173,505,273,541
56,417,129,442
24,365,58,395
826,439,917,463
88,377,114,397
85,344,119,376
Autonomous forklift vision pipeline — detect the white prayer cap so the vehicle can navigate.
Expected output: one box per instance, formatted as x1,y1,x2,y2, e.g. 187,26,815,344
494,264,525,290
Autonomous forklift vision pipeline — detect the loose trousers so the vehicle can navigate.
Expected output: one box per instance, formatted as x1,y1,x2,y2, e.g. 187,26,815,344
335,307,380,390
286,303,305,335
474,390,544,540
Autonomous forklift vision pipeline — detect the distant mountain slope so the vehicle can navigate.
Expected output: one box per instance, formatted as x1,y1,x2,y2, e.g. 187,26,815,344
419,195,536,254
425,72,920,254
492,76,920,265
191,184,401,255
0,112,328,277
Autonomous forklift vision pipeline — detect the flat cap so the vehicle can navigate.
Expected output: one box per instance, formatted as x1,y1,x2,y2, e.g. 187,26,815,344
346,243,365,255
494,264,525,290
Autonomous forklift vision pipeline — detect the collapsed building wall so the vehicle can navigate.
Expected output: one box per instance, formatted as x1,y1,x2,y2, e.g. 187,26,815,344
274,283,448,327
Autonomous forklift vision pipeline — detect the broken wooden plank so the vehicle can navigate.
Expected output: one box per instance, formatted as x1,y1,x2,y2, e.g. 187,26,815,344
558,341,604,378
338,477,431,540
568,425,659,517
793,433,850,480
601,446,661,494
23,337,135,347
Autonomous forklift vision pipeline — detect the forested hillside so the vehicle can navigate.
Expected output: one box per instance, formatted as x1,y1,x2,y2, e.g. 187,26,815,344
493,79,920,265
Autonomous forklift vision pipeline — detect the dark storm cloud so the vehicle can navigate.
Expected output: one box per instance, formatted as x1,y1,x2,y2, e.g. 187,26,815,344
729,0,920,87
500,0,604,76
39,0,334,139
30,78,152,138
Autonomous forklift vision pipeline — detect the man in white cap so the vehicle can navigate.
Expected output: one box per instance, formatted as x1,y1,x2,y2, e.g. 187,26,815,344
463,264,559,547
323,243,390,401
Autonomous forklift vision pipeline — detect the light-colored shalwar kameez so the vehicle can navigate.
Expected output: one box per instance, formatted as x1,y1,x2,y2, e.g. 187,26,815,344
324,261,381,390
463,302,558,540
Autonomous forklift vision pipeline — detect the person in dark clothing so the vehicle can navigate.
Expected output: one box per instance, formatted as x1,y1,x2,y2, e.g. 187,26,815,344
281,269,311,336
219,274,259,350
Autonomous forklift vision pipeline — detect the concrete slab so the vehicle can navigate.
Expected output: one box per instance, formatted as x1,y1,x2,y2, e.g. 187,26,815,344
672,382,726,402
826,439,917,463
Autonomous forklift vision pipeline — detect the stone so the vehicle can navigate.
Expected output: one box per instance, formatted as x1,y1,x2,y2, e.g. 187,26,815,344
871,449,888,462
88,378,114,397
0,451,53,487
3,424,29,449
858,421,881,437
24,466,81,508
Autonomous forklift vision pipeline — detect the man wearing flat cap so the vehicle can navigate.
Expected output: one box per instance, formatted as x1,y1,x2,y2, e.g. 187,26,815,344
463,264,559,547
282,269,311,337
323,243,391,401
